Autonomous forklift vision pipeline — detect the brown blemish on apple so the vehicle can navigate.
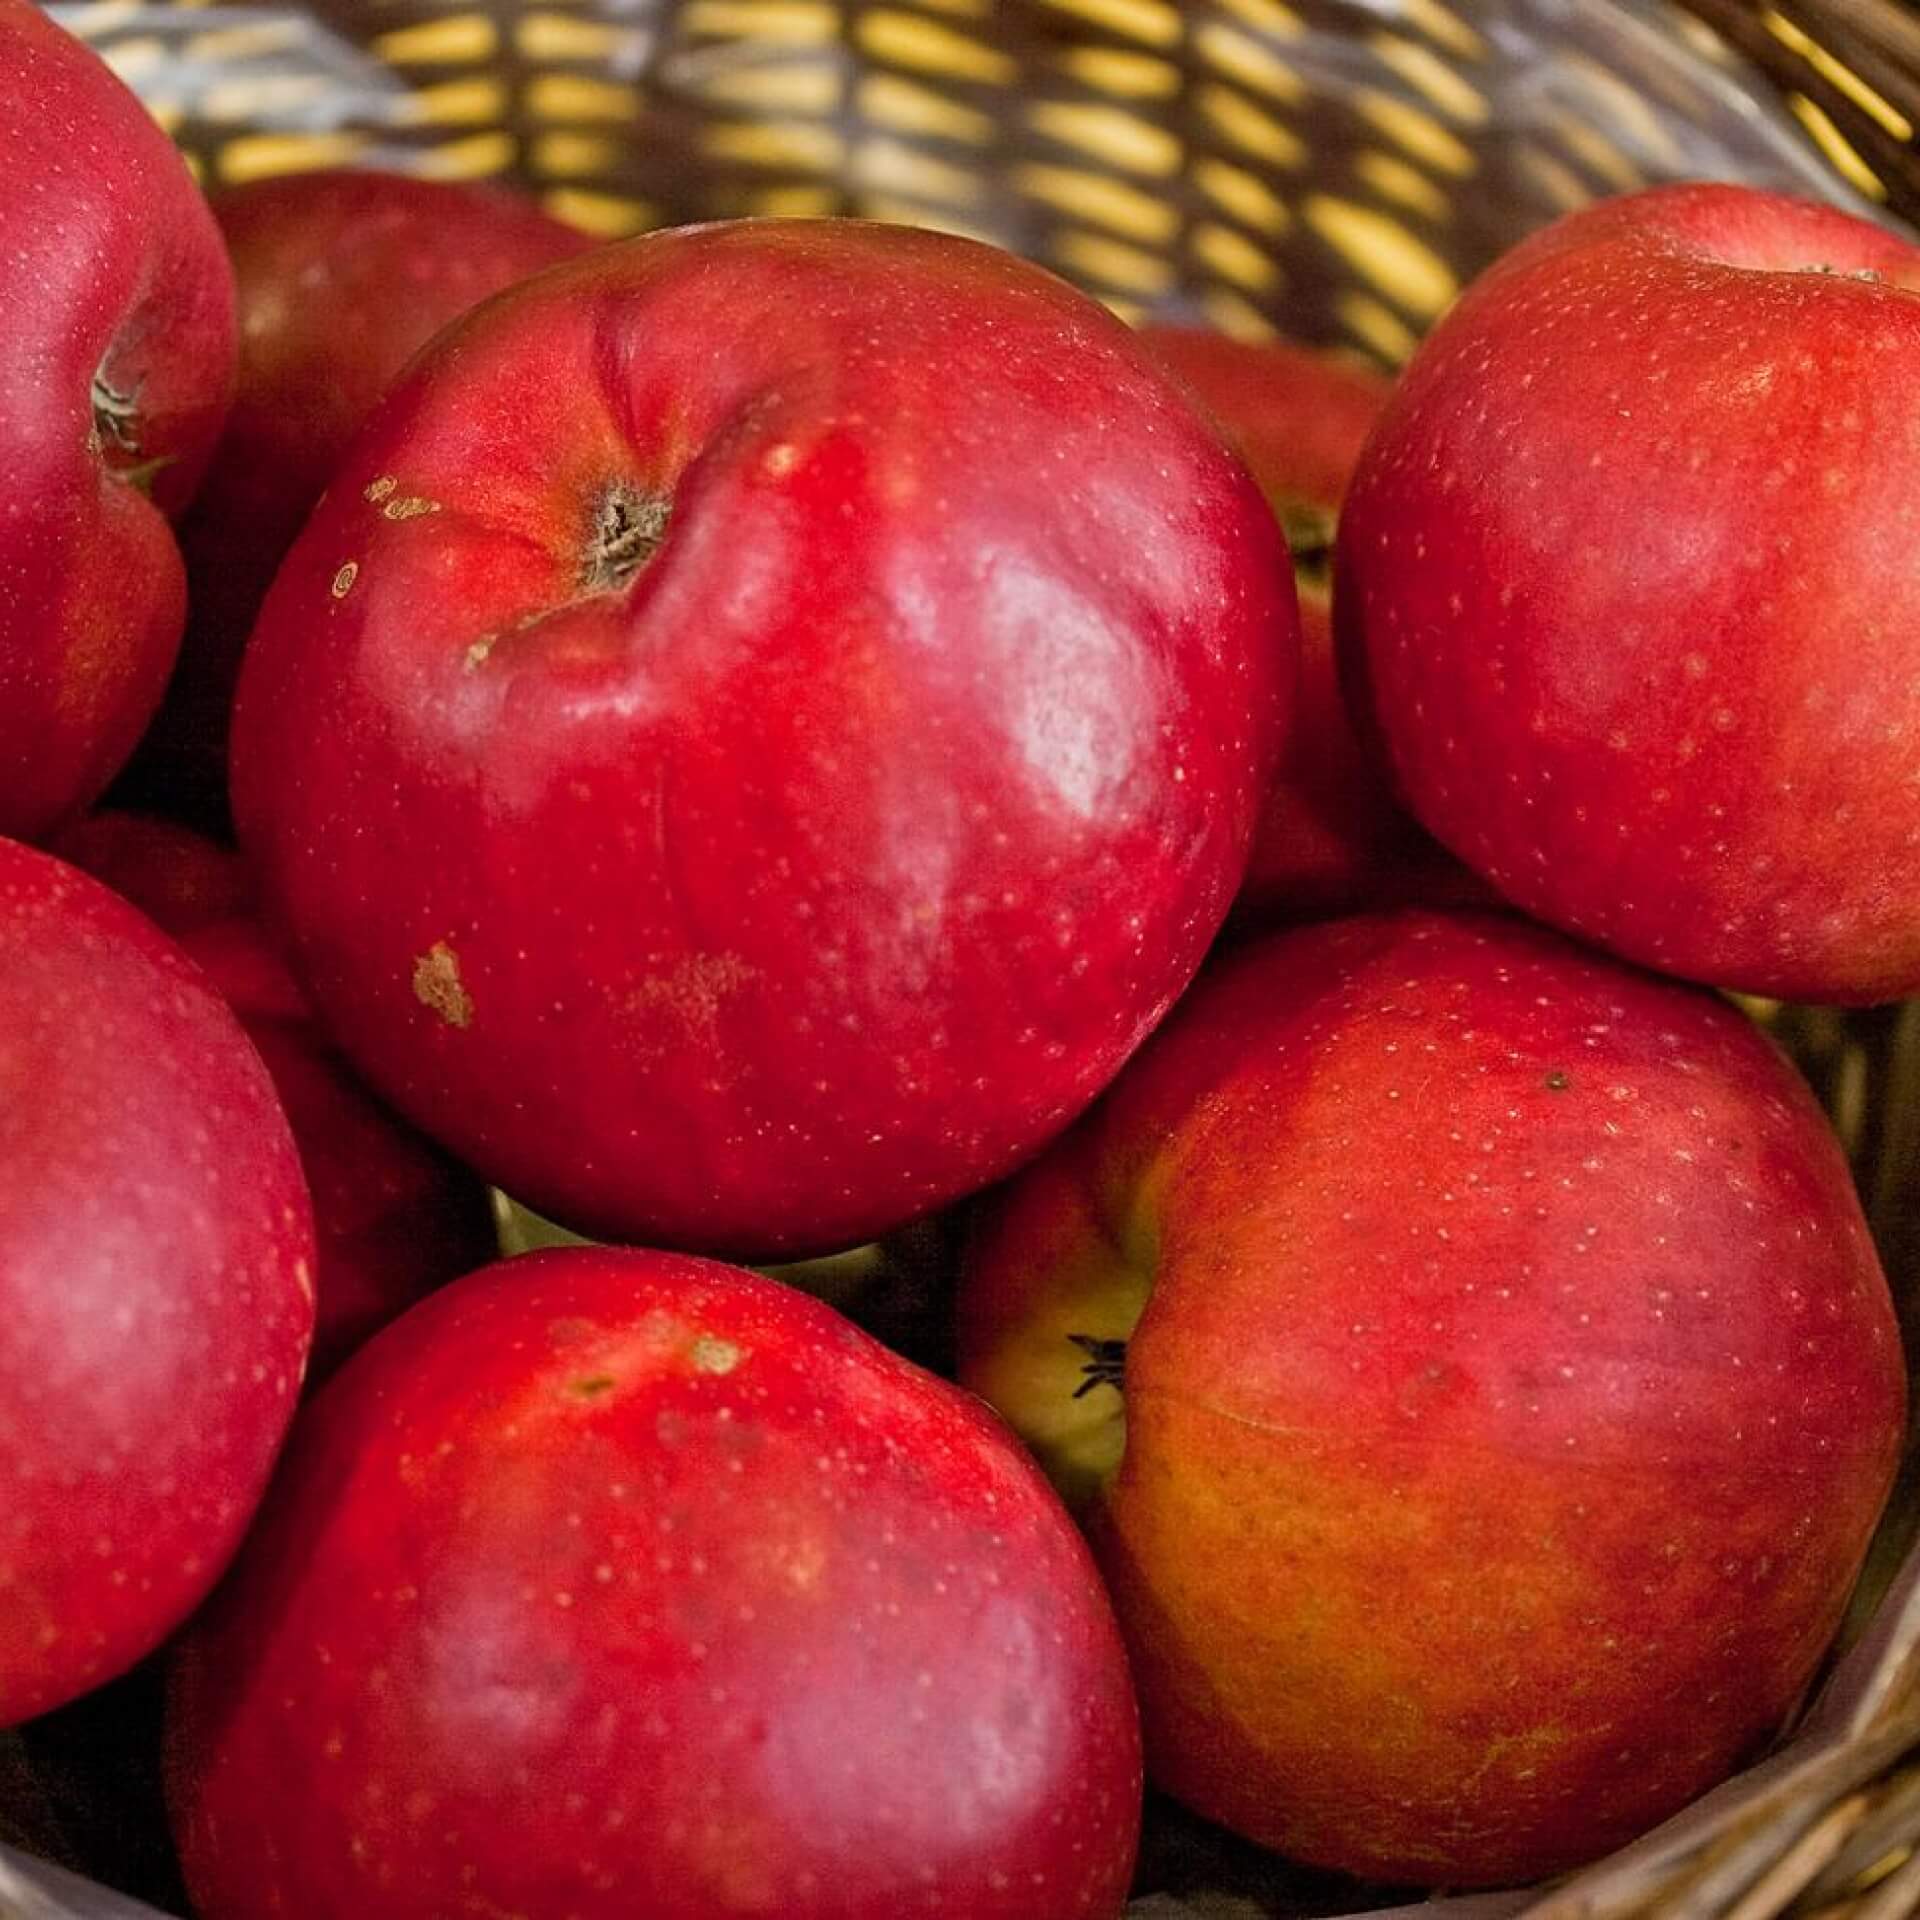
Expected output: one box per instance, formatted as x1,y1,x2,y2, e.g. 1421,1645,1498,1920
568,1374,617,1399
364,477,397,504
1545,1069,1572,1092
629,952,757,1037
412,942,473,1028
690,1335,743,1375
581,480,671,593
382,495,441,522
331,563,358,599
463,604,563,673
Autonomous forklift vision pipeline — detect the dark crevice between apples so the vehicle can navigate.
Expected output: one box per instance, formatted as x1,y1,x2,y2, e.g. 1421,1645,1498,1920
582,480,672,594
1068,1332,1128,1399
1273,495,1337,599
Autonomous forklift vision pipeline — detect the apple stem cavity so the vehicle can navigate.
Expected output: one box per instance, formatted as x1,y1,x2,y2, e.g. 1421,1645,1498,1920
582,481,671,594
90,366,142,458
1067,1333,1127,1400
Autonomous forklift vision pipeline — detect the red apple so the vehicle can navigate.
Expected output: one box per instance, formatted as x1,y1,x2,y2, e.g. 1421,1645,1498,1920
119,170,589,830
957,909,1905,1886
43,809,253,934
230,219,1296,1259
0,0,234,841
1143,328,1478,923
1337,182,1920,1004
0,838,313,1727
49,812,497,1381
166,1246,1143,1919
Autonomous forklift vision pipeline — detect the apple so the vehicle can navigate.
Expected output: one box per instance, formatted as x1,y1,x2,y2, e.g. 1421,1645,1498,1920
49,811,497,1381
0,0,234,841
0,837,313,1728
119,169,589,831
957,908,1906,1886
1336,182,1920,1004
230,218,1296,1259
166,1245,1143,1919
43,809,252,933
1143,328,1478,924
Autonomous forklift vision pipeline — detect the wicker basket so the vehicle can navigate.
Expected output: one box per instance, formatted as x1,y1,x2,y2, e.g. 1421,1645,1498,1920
7,0,1920,1915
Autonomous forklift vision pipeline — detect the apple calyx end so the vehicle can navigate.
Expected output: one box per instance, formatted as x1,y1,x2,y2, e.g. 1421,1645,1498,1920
1067,1332,1127,1400
582,481,671,595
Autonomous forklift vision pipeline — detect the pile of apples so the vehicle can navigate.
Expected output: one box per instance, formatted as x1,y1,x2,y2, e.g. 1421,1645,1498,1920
4,0,1919,1912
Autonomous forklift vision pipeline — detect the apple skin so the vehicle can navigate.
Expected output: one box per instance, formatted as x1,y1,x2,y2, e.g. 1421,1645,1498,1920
230,218,1296,1259
0,0,235,842
126,171,588,831
165,1245,1144,1920
957,909,1906,1886
1337,182,1920,1004
0,837,314,1728
49,811,497,1381
44,809,254,933
1142,329,1479,924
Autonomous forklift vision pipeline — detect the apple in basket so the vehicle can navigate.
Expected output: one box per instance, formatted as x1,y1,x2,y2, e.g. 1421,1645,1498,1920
127,170,590,829
1142,327,1478,923
958,909,1906,1887
0,0,234,841
1338,181,1920,1004
228,218,1297,1260
166,1248,1143,1920
49,810,499,1382
0,838,314,1728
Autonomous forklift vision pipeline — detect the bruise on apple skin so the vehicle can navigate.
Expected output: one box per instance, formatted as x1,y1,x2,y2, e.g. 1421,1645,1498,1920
626,952,759,1045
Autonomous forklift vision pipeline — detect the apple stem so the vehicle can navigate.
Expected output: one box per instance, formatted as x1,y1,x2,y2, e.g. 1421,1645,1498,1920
90,367,142,460
1067,1333,1127,1399
582,481,671,593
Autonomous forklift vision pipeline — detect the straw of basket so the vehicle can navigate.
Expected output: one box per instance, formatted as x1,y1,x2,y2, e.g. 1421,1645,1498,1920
56,0,1899,367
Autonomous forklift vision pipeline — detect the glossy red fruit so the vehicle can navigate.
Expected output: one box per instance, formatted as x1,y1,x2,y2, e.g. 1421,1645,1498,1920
1338,182,1920,1003
0,0,234,840
958,909,1905,1886
1143,328,1478,923
231,219,1295,1259
0,839,313,1727
45,809,253,933
129,171,588,829
50,812,496,1380
167,1247,1143,1920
